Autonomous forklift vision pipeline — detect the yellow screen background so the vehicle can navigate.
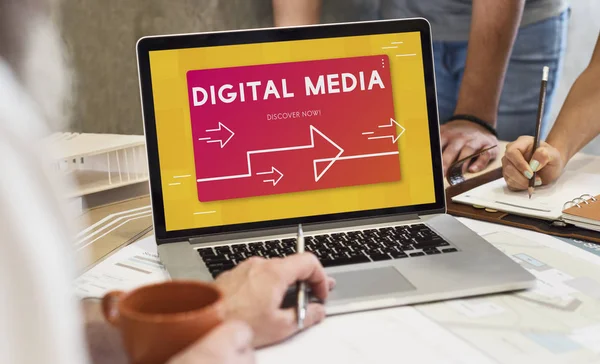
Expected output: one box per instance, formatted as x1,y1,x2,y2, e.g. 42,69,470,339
149,31,436,231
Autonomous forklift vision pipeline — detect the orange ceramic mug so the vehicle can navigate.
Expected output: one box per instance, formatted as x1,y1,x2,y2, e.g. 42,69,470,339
102,280,225,364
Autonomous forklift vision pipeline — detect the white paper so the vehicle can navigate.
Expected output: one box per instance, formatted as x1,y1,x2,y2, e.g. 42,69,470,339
569,324,600,354
447,299,506,319
74,241,169,298
257,307,494,364
452,171,600,220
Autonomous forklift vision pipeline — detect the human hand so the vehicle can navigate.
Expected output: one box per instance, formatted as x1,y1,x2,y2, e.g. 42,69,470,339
215,253,335,348
501,136,565,191
168,321,254,364
440,120,499,176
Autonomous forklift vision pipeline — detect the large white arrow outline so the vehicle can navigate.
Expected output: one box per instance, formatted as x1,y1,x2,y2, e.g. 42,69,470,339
197,125,344,184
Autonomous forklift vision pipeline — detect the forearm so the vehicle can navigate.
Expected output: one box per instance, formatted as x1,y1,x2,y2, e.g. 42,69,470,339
272,0,321,26
454,0,525,124
546,65,600,165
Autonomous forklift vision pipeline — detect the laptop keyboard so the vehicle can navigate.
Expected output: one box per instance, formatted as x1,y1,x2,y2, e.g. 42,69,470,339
197,224,458,278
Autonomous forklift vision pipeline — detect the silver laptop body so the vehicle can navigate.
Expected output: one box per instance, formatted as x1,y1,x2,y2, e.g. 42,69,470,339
136,18,535,316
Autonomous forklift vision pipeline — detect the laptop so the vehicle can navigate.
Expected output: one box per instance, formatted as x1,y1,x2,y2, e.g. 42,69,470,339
136,18,535,315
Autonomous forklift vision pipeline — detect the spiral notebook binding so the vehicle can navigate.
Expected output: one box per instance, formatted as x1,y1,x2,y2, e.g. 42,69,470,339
563,194,598,210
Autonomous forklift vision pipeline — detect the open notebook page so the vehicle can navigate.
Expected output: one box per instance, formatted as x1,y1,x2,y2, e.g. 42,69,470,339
451,171,600,221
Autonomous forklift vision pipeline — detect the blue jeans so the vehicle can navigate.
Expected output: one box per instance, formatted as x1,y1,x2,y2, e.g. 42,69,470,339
434,10,569,141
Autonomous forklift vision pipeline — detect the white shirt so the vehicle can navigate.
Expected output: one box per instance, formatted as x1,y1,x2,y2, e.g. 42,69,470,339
0,60,90,363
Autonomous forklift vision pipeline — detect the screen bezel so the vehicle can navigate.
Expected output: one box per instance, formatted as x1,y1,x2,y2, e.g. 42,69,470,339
136,18,446,244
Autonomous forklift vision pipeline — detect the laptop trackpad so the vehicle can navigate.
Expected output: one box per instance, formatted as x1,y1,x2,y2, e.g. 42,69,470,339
329,267,416,300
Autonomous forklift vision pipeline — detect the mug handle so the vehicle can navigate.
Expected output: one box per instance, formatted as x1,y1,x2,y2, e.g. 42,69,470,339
102,290,124,326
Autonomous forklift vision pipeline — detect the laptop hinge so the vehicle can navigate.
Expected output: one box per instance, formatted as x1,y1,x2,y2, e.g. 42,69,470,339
189,213,421,245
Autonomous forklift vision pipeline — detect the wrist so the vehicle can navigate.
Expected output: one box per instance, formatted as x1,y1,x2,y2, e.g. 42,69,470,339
546,137,571,168
447,114,498,138
453,104,497,127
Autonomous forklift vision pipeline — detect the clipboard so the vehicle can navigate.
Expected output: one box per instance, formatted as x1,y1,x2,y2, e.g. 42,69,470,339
446,168,600,244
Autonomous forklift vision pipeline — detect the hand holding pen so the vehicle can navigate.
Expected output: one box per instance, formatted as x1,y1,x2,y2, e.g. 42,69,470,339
296,224,307,329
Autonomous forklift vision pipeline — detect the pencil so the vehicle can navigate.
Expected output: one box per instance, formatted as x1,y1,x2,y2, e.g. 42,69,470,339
528,66,549,199
296,224,306,329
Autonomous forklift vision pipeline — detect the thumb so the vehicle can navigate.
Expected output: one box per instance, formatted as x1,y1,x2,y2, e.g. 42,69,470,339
205,320,254,351
529,146,553,173
273,303,326,342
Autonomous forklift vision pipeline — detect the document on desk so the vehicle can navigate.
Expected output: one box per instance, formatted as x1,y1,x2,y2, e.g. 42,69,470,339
452,171,600,221
258,306,494,364
74,237,169,298
259,223,600,364
412,228,600,364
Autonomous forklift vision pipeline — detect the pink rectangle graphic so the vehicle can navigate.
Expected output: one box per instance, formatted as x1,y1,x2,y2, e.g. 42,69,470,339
187,55,402,202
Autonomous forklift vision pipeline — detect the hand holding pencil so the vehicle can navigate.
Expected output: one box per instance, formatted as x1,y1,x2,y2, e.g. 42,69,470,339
501,66,566,193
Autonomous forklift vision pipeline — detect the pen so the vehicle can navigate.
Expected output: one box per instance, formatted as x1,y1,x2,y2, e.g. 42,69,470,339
529,66,549,199
296,224,306,329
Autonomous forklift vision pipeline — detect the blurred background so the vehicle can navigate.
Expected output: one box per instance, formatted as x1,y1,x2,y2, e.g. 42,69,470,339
60,0,600,153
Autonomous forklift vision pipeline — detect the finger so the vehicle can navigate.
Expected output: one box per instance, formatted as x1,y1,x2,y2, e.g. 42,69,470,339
509,135,535,157
502,162,530,190
529,146,554,173
277,253,330,300
327,277,336,291
456,145,478,174
469,149,494,173
442,140,465,175
274,303,326,340
505,140,535,179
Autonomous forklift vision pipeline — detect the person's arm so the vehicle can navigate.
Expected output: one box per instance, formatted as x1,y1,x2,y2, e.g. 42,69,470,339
82,299,254,364
441,0,525,174
82,252,333,362
272,0,321,26
545,35,600,165
502,35,600,190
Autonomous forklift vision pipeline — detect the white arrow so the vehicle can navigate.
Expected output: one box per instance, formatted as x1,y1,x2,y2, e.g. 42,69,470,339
366,118,405,144
197,125,344,183
201,122,235,148
256,166,284,186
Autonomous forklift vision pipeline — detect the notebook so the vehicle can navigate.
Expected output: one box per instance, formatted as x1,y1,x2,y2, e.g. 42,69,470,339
451,171,600,222
562,194,600,232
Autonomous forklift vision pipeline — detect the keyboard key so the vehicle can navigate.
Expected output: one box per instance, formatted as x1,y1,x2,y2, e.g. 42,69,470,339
389,250,408,259
264,240,281,248
231,244,249,253
198,248,216,258
207,262,235,271
215,246,232,254
425,249,441,255
204,254,229,262
414,241,444,250
441,248,458,253
409,252,425,257
369,253,392,261
320,255,370,267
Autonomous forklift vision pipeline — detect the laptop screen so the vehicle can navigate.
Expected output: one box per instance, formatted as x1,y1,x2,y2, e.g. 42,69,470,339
147,29,437,233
